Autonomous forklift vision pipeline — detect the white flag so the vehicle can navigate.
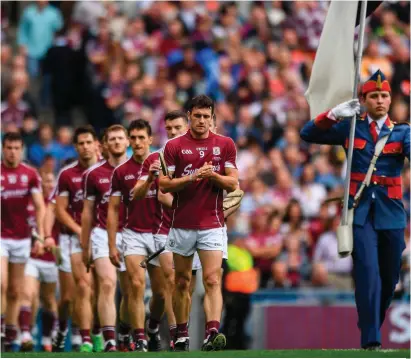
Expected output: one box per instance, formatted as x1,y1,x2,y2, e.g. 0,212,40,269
305,1,359,119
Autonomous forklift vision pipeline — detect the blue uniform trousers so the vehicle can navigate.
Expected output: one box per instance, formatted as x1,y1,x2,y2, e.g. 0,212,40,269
352,204,405,348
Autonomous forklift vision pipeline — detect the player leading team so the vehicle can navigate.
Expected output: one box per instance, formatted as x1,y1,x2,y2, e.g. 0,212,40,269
160,95,238,351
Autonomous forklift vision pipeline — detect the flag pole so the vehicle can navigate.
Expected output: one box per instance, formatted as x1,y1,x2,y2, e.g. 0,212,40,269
341,0,368,226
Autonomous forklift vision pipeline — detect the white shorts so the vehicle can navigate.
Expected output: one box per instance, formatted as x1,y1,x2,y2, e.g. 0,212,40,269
166,227,226,257
154,234,202,270
25,258,58,283
122,228,160,267
58,234,72,273
1,238,31,264
91,227,126,272
70,234,82,255
223,225,228,260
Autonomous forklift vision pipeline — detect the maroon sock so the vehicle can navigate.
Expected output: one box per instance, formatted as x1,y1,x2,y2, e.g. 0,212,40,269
102,326,116,343
1,315,5,337
132,328,146,342
148,318,160,332
5,325,18,344
80,329,91,344
42,311,55,338
58,319,68,333
176,323,188,339
206,320,220,335
18,306,32,332
169,324,177,341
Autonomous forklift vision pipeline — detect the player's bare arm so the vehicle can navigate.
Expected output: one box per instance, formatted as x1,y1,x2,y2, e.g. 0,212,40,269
159,166,205,193
107,196,121,268
43,201,57,250
132,160,161,200
80,199,94,267
55,196,82,236
158,190,173,209
31,191,46,238
200,163,238,192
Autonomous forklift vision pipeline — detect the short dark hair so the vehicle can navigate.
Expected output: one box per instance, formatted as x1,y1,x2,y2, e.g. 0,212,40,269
73,125,97,144
2,132,23,146
128,119,152,137
187,95,214,115
165,110,189,124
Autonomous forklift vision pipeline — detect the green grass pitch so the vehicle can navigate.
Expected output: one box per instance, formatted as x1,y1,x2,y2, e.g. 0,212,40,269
2,350,410,358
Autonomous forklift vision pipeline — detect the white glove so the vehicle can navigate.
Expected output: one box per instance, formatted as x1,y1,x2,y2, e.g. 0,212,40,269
329,99,361,120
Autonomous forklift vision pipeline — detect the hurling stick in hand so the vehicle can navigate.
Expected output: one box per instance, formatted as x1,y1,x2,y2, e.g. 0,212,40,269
159,151,168,176
31,229,63,266
140,247,165,268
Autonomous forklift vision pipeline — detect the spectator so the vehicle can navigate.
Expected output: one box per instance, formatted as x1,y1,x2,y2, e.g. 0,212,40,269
240,176,275,216
85,19,112,86
1,87,33,130
308,201,337,256
271,200,313,287
56,126,77,164
361,39,393,81
391,43,410,105
1,43,12,93
17,1,63,78
101,64,126,127
272,168,296,211
312,216,353,289
240,208,283,288
159,17,187,59
293,164,327,218
28,122,64,169
21,115,38,149
169,44,204,81
43,28,77,126
121,17,148,62
313,154,342,190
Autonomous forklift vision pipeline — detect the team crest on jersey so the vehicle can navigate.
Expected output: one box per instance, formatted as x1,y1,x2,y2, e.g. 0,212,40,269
21,174,28,183
7,175,17,184
213,147,220,155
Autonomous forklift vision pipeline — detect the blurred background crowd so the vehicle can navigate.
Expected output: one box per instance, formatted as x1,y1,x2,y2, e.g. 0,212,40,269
1,0,410,294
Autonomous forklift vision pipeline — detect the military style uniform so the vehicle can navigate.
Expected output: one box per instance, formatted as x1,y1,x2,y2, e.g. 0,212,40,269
300,70,410,348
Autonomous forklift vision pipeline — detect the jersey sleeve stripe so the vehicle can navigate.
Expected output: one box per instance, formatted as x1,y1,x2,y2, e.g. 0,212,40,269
50,161,78,201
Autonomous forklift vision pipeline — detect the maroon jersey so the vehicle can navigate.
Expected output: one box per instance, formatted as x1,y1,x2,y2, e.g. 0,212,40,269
53,161,88,234
163,131,237,229
1,162,42,239
83,160,125,230
110,156,156,233
139,152,172,235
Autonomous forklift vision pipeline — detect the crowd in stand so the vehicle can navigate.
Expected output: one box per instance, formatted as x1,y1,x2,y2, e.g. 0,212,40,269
1,0,410,291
